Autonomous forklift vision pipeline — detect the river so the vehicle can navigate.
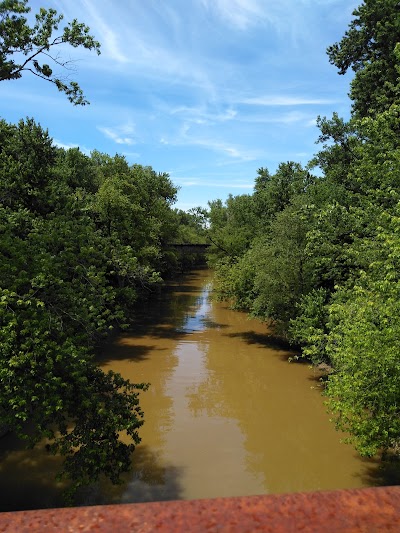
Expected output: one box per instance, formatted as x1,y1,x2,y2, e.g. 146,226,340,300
0,269,388,511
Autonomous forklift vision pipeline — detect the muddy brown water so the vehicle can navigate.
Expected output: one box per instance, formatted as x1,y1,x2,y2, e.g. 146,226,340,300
0,269,390,511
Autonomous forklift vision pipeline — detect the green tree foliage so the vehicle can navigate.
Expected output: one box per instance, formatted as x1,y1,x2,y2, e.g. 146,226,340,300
171,207,209,270
327,0,400,118
207,194,258,263
311,114,359,194
208,0,400,460
0,118,183,496
174,207,208,244
326,209,400,456
0,0,100,104
92,157,180,288
210,162,314,328
250,203,315,329
253,161,314,224
215,201,315,333
289,288,329,364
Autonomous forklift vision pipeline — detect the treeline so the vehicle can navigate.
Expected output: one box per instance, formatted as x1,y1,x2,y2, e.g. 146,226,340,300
207,0,400,459
0,117,204,495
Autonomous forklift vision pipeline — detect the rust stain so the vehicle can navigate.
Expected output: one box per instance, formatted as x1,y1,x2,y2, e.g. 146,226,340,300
0,486,399,532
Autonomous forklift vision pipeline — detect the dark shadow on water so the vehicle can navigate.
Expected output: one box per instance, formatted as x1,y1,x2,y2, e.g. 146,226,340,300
0,431,66,512
96,269,216,364
99,275,222,363
225,330,300,361
77,445,184,506
133,291,208,331
98,342,163,364
0,433,184,511
355,455,400,488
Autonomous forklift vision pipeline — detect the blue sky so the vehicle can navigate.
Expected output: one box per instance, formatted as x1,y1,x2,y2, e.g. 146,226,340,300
1,0,359,211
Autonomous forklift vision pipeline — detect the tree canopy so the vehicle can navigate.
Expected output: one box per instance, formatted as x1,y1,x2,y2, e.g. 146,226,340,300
0,0,100,104
327,0,400,117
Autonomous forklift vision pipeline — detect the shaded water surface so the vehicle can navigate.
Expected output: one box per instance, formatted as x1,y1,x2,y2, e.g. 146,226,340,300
0,269,392,510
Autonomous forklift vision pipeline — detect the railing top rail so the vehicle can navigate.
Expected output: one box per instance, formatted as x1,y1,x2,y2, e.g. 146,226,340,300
1,486,400,532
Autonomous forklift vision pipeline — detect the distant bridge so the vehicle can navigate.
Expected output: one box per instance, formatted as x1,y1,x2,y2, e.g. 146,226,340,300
168,243,211,254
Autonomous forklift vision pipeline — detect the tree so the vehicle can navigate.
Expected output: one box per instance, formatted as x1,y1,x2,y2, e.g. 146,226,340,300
0,0,100,105
325,208,400,457
92,157,179,281
310,114,359,193
207,194,258,263
253,162,314,225
173,208,208,246
0,119,150,495
327,0,400,117
249,202,315,331
289,288,330,364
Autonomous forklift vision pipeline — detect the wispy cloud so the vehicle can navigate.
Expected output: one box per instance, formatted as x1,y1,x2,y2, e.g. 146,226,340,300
240,95,337,106
160,132,258,162
235,110,318,125
121,151,141,159
200,0,266,30
97,123,136,145
169,105,237,124
197,0,319,44
159,116,261,162
80,0,130,63
55,0,214,93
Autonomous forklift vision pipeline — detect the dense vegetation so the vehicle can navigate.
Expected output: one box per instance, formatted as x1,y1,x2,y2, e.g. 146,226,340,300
0,117,208,495
208,0,400,460
0,1,207,497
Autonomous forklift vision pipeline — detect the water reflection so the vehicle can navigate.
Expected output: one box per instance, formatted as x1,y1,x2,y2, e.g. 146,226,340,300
176,282,211,333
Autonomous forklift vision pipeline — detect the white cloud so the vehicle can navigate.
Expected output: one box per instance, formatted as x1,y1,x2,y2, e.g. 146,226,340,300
240,95,336,106
235,110,317,125
172,178,202,186
54,0,216,94
97,123,136,145
159,116,259,162
306,117,318,127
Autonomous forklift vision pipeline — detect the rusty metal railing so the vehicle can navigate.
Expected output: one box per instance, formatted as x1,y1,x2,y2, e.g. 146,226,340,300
0,486,399,532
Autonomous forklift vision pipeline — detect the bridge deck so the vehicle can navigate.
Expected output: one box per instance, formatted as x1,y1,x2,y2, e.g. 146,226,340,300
168,243,211,253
